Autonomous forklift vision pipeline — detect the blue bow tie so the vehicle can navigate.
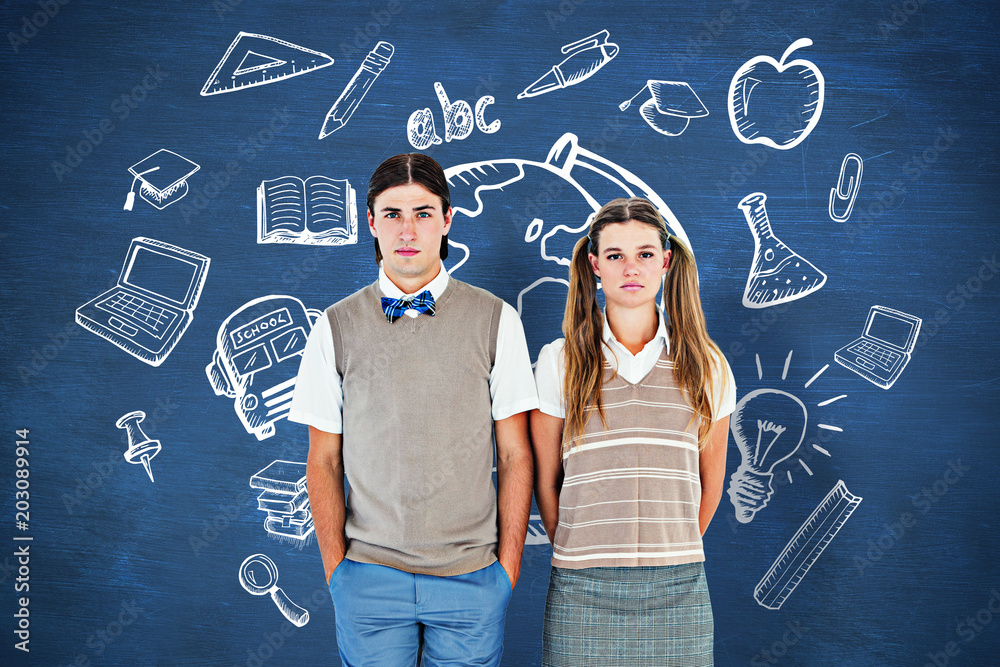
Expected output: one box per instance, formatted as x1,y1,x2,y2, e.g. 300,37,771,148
381,290,436,323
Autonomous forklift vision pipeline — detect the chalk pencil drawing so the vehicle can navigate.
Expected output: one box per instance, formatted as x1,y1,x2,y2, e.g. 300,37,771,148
739,192,826,308
728,38,824,150
620,80,709,136
76,237,210,367
201,32,334,96
251,460,314,545
206,295,322,441
755,480,862,610
727,388,808,524
124,149,200,211
834,305,921,389
406,107,442,150
116,411,161,483
257,175,357,246
319,41,393,139
518,29,619,99
829,153,864,222
239,553,310,626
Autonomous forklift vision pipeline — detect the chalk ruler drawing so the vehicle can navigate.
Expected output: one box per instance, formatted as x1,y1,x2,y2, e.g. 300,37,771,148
443,133,692,319
518,29,619,99
755,480,862,610
728,38,824,150
728,389,807,523
206,296,322,440
320,41,393,139
251,460,313,544
239,553,310,626
76,237,210,367
124,149,200,211
406,82,500,150
829,153,864,222
116,411,161,483
620,80,709,136
201,32,334,96
257,175,357,246
738,192,826,308
834,305,921,389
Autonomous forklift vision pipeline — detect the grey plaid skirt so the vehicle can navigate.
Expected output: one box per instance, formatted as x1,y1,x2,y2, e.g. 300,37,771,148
542,562,714,666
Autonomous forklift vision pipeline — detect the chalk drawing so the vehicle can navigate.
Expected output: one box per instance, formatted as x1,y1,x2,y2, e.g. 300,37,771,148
124,149,200,211
76,237,210,367
525,514,549,546
251,460,314,545
518,30,619,99
829,153,864,222
738,192,826,308
239,553,310,626
116,411,161,483
728,38,825,150
201,32,334,96
407,83,499,149
406,107,442,150
319,41,393,139
755,480,862,609
834,305,921,389
620,80,709,136
206,296,322,441
475,95,501,134
257,175,357,246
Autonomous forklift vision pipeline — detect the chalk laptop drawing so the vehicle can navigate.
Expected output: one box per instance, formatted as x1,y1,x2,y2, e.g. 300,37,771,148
76,237,210,366
834,305,921,389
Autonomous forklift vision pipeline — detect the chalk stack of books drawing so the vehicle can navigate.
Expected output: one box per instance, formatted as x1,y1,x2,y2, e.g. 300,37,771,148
250,460,314,544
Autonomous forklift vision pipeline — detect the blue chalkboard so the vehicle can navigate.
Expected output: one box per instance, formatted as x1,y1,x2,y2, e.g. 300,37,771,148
2,0,999,664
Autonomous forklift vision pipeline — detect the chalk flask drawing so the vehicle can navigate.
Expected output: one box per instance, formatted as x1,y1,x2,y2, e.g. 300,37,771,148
738,192,826,308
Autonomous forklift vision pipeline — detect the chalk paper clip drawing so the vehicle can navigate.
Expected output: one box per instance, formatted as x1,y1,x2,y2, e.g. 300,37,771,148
239,553,310,626
619,80,709,136
728,38,824,150
829,153,864,222
755,480,862,610
518,29,619,99
76,237,210,367
834,305,921,389
251,460,314,544
319,41,393,139
116,411,161,483
206,295,322,441
257,175,357,246
123,149,200,211
738,192,826,309
201,32,334,96
727,389,808,524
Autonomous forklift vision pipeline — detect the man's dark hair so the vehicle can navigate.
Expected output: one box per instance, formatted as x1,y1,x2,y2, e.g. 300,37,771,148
367,153,451,264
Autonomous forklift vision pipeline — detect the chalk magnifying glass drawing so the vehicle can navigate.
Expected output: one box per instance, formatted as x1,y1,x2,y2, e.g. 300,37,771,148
238,553,310,627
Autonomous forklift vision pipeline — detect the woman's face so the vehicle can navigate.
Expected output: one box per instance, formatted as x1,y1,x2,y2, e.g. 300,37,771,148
588,219,670,311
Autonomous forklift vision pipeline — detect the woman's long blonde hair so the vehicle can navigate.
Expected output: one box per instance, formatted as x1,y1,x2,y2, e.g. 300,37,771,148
562,197,726,451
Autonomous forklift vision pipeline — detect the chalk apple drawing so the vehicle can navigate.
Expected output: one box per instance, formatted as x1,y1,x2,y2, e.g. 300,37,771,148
728,38,825,150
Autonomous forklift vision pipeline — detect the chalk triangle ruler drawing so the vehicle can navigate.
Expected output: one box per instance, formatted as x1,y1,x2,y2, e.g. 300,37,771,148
201,32,334,96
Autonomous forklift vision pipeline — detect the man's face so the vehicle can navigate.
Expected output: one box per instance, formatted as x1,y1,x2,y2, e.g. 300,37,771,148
368,183,453,292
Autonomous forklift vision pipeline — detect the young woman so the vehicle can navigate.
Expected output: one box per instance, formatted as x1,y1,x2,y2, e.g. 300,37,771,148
531,197,736,666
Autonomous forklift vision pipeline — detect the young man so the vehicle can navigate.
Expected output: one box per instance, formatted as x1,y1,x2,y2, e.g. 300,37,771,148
288,153,537,666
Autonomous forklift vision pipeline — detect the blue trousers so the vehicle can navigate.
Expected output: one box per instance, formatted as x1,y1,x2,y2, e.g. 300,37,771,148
328,558,512,666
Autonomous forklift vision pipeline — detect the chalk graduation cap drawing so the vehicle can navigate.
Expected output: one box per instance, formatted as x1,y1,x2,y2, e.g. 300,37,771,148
201,32,334,96
620,80,709,137
124,149,200,211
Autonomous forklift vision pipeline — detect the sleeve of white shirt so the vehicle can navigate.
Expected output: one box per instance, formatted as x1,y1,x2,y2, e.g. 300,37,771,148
534,338,566,419
489,302,540,421
287,314,344,434
710,348,737,422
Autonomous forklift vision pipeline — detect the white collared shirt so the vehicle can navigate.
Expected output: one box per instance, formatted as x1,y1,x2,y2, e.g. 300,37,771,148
534,309,736,421
289,264,538,434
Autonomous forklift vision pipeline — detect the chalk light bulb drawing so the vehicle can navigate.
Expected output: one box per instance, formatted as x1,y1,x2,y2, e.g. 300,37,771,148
728,388,808,523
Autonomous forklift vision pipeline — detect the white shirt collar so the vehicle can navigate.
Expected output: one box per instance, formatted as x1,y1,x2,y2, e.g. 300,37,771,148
378,262,450,300
601,308,671,356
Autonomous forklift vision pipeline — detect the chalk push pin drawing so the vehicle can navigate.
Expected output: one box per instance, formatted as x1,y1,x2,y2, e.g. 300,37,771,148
116,411,161,483
239,553,310,626
619,80,708,136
